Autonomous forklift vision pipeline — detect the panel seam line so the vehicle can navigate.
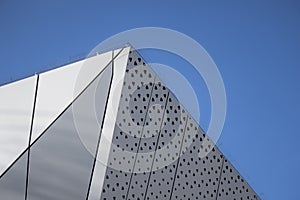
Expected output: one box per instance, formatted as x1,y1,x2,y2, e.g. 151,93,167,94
168,117,189,200
215,156,225,200
143,92,170,200
124,75,157,200
25,74,39,200
0,49,124,180
85,50,115,200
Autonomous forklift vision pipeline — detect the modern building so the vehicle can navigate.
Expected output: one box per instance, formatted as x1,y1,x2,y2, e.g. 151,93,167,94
0,46,260,199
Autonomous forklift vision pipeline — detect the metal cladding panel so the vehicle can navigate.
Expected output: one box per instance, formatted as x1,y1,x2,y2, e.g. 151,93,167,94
0,150,27,200
126,79,169,200
88,48,131,200
0,47,260,200
98,48,259,200
27,64,113,200
31,49,115,144
100,50,157,200
171,118,224,200
0,75,37,176
217,159,260,200
143,93,188,200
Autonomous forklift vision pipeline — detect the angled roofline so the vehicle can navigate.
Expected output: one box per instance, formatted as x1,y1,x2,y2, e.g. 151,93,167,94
0,44,132,87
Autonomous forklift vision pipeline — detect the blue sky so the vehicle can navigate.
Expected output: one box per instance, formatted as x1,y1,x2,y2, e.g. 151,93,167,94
0,1,299,199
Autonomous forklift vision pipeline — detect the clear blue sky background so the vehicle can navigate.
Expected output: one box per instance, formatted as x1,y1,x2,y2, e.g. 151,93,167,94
0,1,299,199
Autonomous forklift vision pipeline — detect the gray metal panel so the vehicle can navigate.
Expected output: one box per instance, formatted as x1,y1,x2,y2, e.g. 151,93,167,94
28,108,95,200
100,50,156,200
0,47,259,200
144,93,188,200
100,48,260,200
87,48,130,200
126,79,169,200
27,64,113,200
217,159,260,200
0,151,27,199
171,117,224,200
32,50,113,144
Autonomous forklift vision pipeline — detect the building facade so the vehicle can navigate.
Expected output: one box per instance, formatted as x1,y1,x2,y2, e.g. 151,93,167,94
0,47,259,199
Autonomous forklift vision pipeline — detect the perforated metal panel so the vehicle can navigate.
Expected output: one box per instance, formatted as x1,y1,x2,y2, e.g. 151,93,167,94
171,117,224,200
144,93,188,200
99,48,260,200
100,50,156,200
217,159,260,200
126,79,168,200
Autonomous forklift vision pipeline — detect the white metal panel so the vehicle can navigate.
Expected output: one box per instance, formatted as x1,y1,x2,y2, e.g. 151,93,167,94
0,76,37,176
31,50,117,144
88,47,130,200
27,65,113,200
